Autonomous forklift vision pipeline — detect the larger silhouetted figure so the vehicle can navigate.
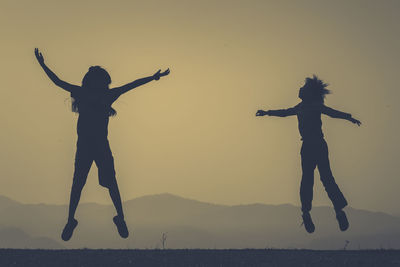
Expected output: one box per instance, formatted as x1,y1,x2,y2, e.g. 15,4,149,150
256,75,361,233
35,48,170,241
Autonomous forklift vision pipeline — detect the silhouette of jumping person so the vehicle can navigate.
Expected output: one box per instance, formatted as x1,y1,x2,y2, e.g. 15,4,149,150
34,48,170,241
256,75,361,233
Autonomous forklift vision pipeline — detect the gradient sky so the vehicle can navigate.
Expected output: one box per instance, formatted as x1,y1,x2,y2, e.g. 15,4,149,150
1,0,399,215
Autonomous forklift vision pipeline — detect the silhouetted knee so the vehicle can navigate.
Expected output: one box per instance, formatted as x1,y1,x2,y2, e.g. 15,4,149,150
72,176,86,192
107,179,119,192
301,171,314,184
320,175,337,189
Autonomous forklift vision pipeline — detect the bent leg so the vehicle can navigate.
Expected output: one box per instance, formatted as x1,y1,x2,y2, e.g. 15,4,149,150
108,180,124,218
95,141,124,218
317,141,348,211
68,153,92,221
300,143,317,213
109,180,129,238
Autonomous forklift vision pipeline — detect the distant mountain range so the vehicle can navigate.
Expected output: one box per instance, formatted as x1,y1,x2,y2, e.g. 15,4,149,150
0,193,399,249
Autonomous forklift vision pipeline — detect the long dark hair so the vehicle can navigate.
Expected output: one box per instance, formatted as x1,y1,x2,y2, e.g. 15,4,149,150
72,66,116,116
300,75,331,104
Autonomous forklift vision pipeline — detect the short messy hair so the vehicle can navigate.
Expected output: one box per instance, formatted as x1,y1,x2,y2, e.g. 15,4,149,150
302,75,331,103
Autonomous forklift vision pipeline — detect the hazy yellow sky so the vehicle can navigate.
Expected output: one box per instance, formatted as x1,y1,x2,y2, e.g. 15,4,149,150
1,0,399,214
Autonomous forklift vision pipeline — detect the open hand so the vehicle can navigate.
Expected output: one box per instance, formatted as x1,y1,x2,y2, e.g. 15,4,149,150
35,48,44,65
350,117,362,126
153,68,170,80
256,110,268,116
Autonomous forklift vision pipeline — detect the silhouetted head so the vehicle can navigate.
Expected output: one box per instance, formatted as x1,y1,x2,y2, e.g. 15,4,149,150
298,75,330,103
82,66,111,90
71,66,116,116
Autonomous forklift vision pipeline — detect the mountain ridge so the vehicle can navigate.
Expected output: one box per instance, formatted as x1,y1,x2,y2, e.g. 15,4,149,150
2,193,396,217
0,193,399,249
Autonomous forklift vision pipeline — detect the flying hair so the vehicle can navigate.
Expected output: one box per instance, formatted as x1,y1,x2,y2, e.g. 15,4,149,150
302,75,331,103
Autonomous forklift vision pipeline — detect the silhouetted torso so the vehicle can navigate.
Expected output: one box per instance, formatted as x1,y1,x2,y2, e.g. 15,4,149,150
296,102,325,141
269,102,351,141
71,89,117,140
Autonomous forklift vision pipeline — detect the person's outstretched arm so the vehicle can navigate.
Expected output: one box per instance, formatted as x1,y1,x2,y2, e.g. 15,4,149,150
322,105,361,126
34,48,80,93
256,106,297,117
110,68,170,100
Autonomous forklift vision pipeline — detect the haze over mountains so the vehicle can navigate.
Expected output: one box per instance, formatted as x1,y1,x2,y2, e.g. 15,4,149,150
0,194,399,250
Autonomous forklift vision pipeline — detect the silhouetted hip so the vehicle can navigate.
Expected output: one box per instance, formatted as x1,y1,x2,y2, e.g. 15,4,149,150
73,137,117,189
300,138,347,212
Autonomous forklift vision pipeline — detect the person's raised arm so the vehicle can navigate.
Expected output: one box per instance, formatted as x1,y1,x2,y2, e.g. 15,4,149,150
110,68,170,100
256,106,297,117
322,105,361,126
35,48,80,93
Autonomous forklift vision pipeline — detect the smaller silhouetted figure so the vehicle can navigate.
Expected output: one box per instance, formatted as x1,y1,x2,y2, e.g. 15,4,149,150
256,75,361,233
34,48,170,241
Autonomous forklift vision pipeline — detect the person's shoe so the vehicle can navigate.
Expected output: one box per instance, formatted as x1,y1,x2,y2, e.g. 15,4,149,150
336,209,349,231
61,218,78,241
113,215,129,238
302,212,315,233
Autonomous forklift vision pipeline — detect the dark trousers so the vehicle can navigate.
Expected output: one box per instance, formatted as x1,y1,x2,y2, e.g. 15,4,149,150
300,138,347,212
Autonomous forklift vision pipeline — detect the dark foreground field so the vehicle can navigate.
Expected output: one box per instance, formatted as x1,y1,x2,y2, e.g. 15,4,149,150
0,249,400,267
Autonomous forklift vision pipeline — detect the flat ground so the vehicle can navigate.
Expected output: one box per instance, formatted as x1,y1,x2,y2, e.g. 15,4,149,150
0,249,399,267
